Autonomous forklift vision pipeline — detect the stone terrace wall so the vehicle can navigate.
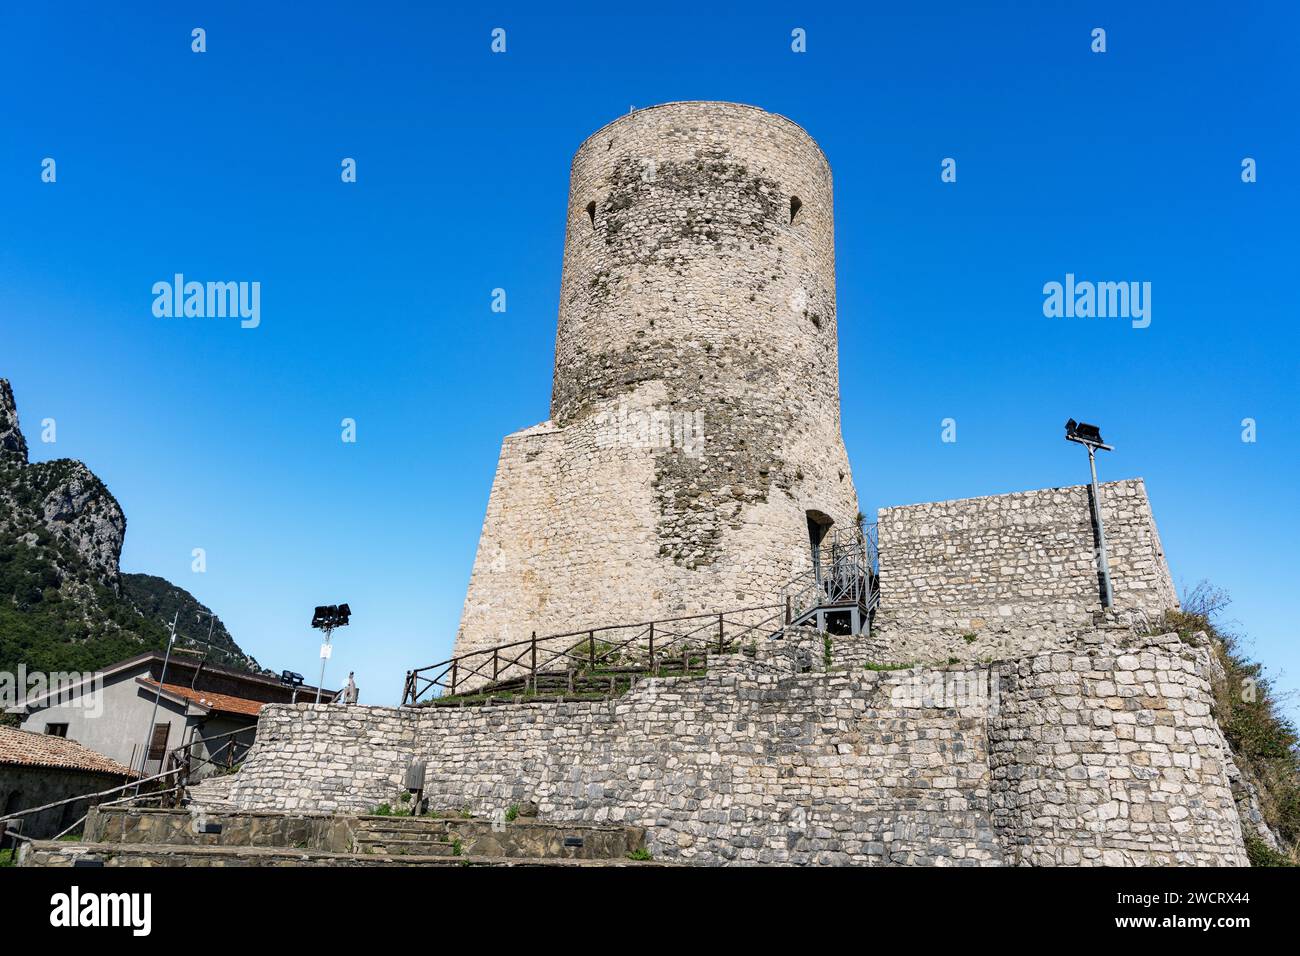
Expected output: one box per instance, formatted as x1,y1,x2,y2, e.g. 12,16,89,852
230,662,998,865
226,632,1245,866
875,479,1178,664
989,632,1246,865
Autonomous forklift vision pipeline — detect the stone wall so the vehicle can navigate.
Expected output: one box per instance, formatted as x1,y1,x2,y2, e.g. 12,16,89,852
875,479,1179,664
79,806,645,860
455,102,859,664
84,805,355,852
0,765,127,841
988,632,1245,865
223,631,1246,866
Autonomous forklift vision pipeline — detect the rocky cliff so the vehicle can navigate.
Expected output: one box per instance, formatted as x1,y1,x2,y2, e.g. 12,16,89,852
0,378,262,685
0,380,29,463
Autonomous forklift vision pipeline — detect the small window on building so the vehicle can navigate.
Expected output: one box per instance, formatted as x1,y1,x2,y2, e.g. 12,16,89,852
44,723,68,737
790,196,803,224
586,201,597,229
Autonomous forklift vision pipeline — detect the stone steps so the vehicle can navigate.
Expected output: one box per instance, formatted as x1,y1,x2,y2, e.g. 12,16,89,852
355,814,451,829
186,774,241,812
355,838,457,856
356,825,451,839
354,816,457,856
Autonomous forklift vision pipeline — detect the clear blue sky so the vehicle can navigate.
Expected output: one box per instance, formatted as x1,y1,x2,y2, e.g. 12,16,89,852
2,2,1296,711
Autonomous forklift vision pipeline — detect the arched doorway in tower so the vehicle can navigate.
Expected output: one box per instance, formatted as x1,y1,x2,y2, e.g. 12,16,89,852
806,509,834,584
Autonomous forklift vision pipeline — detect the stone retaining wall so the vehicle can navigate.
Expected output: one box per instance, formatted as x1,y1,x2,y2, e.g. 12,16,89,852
222,632,1246,866
79,806,645,860
988,632,1245,865
84,806,355,852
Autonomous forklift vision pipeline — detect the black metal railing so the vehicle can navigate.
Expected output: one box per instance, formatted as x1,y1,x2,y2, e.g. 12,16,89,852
784,524,879,626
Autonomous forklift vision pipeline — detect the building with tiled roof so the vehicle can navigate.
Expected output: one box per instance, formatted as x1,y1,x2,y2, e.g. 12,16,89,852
6,650,339,782
0,726,139,843
137,680,266,718
0,725,138,777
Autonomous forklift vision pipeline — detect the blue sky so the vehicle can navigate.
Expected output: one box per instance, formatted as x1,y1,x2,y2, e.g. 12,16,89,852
2,2,1296,711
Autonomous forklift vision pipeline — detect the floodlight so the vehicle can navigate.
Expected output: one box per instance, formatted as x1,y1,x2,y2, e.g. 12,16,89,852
1065,419,1108,449
308,601,351,704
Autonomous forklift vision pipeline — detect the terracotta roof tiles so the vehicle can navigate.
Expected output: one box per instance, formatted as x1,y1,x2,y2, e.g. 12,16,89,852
0,725,138,777
138,679,265,718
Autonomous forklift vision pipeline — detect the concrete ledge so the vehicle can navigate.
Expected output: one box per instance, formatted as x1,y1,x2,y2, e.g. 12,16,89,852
20,840,674,868
85,806,648,861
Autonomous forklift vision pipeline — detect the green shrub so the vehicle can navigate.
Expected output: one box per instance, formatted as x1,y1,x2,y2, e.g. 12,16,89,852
1245,836,1294,867
1161,582,1300,865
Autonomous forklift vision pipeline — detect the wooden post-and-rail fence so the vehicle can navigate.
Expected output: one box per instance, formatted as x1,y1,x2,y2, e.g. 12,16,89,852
402,603,787,706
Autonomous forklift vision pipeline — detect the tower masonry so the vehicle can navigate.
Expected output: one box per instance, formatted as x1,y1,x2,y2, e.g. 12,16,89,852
455,102,859,659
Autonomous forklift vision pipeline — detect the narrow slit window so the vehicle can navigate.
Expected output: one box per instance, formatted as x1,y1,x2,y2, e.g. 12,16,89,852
586,201,597,229
790,196,803,224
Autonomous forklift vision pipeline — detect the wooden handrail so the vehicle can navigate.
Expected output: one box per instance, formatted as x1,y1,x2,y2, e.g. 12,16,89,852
403,602,785,705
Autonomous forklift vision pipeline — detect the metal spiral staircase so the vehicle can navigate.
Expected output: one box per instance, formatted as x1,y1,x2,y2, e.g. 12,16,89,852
780,525,879,637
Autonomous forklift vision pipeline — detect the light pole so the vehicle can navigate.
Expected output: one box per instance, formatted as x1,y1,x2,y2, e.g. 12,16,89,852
1065,419,1114,609
138,609,179,774
310,604,350,704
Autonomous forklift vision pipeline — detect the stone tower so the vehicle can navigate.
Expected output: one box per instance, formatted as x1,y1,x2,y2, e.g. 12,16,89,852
454,102,859,660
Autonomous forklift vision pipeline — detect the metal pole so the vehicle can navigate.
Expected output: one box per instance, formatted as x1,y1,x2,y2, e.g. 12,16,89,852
191,612,216,688
138,610,179,774
1088,446,1115,609
315,625,333,704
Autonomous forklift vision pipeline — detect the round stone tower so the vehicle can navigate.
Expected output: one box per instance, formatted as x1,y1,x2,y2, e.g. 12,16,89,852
454,102,858,662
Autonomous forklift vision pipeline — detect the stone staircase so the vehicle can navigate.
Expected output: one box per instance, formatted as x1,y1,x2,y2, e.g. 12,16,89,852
352,816,458,856
186,773,239,812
